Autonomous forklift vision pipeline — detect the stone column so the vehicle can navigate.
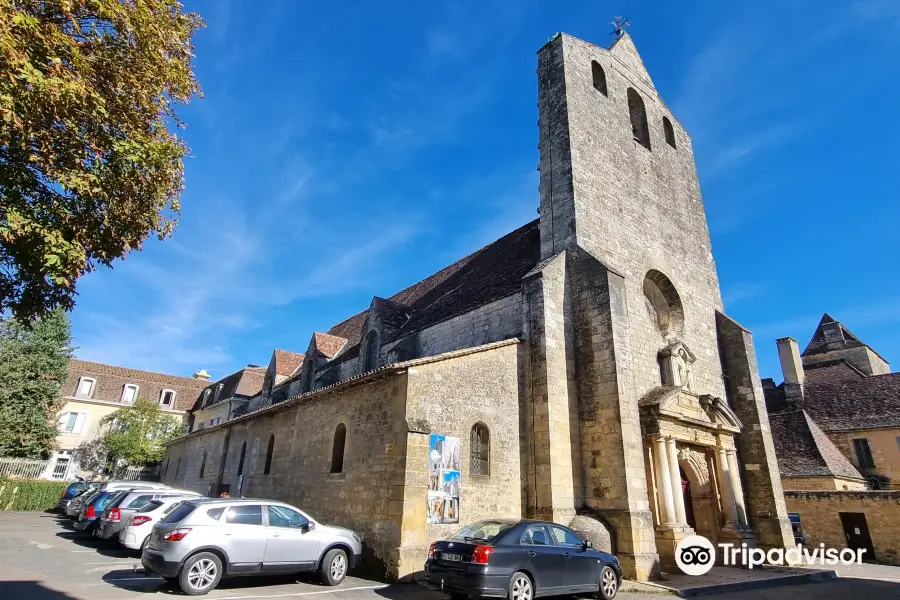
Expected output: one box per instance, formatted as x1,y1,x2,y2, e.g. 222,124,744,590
727,450,748,527
654,437,676,525
666,437,688,526
717,446,740,527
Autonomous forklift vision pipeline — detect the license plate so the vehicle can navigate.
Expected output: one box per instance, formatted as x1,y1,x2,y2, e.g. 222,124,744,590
441,552,462,562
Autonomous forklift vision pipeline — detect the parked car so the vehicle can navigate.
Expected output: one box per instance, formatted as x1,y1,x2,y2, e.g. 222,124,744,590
425,519,622,600
119,497,201,551
788,512,806,545
96,488,201,542
75,486,166,534
56,481,97,512
66,480,169,519
66,486,101,518
141,498,362,596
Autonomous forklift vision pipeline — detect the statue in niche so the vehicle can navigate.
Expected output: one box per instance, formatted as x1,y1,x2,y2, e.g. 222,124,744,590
659,341,697,392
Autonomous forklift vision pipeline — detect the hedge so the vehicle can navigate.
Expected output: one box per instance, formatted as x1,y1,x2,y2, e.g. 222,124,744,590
0,477,68,511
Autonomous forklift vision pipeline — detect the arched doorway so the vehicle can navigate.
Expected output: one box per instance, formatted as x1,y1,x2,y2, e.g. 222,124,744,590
678,448,718,543
680,467,696,530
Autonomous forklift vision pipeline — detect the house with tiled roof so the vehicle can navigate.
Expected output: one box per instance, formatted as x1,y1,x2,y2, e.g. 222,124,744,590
189,366,267,432
53,359,210,480
764,314,900,490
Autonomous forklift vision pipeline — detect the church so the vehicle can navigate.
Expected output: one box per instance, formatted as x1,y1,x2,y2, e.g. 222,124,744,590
161,31,794,581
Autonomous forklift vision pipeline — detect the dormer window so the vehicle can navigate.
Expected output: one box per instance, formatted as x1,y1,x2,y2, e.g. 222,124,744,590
202,389,211,408
75,377,96,399
160,389,176,409
213,383,224,403
121,384,139,404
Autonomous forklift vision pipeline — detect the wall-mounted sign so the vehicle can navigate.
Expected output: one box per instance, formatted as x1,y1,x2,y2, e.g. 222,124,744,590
427,434,460,524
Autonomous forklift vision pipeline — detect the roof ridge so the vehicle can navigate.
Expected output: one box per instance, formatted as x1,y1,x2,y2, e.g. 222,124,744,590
69,358,209,388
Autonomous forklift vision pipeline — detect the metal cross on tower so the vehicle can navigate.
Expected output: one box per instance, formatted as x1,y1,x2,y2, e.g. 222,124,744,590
610,16,631,37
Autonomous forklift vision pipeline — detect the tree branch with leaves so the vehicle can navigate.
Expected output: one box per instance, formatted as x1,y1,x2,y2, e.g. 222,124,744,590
0,0,204,320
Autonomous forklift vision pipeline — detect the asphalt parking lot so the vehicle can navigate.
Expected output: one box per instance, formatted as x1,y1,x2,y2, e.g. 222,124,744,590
2,512,900,600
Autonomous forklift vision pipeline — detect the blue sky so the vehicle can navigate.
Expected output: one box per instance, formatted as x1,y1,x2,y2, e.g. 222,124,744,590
70,0,900,383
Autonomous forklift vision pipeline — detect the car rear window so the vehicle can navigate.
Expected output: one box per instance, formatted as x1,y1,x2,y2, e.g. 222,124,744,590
449,521,516,542
206,507,225,520
107,491,131,508
125,494,155,509
66,482,86,495
94,492,116,509
161,502,196,524
138,500,165,513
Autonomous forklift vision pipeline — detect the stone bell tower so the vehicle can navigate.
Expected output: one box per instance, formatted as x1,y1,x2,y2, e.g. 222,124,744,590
529,31,793,579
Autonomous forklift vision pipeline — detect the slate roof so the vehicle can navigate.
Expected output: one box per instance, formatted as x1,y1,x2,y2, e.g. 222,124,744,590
803,359,865,387
802,372,900,431
769,410,865,480
803,313,867,356
325,218,540,354
273,350,305,377
192,366,266,412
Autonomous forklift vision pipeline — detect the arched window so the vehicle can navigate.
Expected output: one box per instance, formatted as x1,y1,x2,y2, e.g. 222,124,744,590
643,270,684,337
591,61,607,96
199,451,206,478
363,331,378,371
663,116,676,148
264,434,275,475
470,423,490,476
237,441,247,476
627,88,651,150
331,424,346,473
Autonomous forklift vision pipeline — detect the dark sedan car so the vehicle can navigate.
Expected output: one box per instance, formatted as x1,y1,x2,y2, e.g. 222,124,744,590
425,519,621,600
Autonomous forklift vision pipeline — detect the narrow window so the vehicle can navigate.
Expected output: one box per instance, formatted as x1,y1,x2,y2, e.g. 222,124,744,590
470,423,490,476
591,61,607,96
175,457,182,478
663,116,676,148
237,441,247,476
264,434,275,475
199,451,206,478
75,377,95,399
853,438,875,469
121,384,139,404
160,389,175,408
363,331,378,371
213,383,224,403
202,389,211,407
627,88,651,150
59,412,86,434
331,424,346,473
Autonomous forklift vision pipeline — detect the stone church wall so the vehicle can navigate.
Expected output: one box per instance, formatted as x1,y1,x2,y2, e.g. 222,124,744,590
162,341,523,580
163,371,410,577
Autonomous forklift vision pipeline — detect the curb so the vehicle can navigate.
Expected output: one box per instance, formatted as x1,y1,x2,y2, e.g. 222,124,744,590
669,569,838,597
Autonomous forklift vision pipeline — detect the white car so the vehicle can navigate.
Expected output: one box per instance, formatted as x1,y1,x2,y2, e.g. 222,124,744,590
118,495,202,551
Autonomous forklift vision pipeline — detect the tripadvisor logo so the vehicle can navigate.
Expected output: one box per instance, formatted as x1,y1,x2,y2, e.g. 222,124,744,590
675,535,868,575
675,535,716,576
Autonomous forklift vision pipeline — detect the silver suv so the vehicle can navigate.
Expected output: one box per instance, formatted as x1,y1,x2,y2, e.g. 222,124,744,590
141,498,362,596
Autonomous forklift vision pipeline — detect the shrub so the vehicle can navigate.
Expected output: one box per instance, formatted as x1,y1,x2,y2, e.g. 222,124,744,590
0,477,68,511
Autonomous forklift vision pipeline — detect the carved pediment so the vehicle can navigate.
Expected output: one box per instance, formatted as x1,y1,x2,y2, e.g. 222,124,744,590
639,387,742,434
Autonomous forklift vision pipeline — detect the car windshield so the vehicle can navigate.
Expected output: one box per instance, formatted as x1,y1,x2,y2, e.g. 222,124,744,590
449,521,516,542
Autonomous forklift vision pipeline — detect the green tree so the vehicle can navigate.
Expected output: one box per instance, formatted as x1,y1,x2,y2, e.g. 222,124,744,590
0,307,71,458
98,398,182,467
0,1,204,320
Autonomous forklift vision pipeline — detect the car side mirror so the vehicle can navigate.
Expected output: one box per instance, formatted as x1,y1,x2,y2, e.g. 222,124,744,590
584,540,593,549
302,522,315,532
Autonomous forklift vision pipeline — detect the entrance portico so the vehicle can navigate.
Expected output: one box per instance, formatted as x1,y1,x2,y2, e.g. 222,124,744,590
640,384,756,569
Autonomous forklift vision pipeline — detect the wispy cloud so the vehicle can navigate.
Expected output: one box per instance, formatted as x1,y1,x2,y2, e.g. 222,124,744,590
722,281,768,307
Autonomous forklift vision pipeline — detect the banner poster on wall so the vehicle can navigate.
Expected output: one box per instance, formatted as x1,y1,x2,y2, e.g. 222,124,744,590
427,433,461,524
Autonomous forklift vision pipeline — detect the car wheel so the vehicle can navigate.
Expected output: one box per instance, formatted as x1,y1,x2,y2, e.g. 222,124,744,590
508,571,533,600
598,565,618,600
179,552,222,596
320,548,348,586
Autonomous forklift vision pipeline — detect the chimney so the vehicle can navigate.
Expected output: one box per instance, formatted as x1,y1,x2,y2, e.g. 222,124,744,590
193,369,211,381
776,337,804,404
